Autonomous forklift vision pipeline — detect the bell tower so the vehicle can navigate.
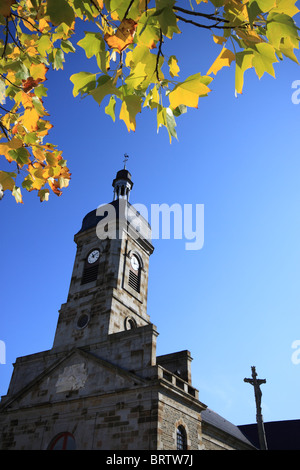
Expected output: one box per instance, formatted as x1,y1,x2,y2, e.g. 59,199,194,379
52,165,154,352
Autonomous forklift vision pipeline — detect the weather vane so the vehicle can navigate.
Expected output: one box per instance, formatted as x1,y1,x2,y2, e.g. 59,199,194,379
123,153,129,169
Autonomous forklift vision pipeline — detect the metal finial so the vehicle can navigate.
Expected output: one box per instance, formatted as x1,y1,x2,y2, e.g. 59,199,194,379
123,153,129,169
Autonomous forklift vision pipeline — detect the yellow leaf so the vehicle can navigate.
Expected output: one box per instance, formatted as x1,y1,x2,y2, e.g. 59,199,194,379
104,19,137,51
28,163,47,190
0,137,23,162
29,63,48,82
12,185,23,203
22,107,40,132
168,73,212,109
32,146,46,162
119,95,142,132
213,35,227,45
207,48,236,75
0,171,16,191
168,56,180,77
38,189,50,202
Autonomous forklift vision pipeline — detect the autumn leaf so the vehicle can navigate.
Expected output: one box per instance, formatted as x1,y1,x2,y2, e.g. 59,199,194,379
0,171,16,191
0,138,23,162
30,63,48,82
12,185,23,203
22,107,40,132
90,75,120,106
119,95,142,131
235,50,254,94
22,77,43,93
169,74,212,109
207,48,236,76
104,19,137,52
70,72,97,97
38,188,50,202
46,0,75,26
168,55,180,77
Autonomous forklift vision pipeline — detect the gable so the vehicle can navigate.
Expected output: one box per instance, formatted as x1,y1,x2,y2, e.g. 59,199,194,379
0,348,147,411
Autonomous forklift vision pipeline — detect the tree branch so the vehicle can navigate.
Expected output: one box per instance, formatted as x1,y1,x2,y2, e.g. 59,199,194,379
0,72,23,89
155,29,163,82
124,0,135,19
173,5,230,24
175,13,240,30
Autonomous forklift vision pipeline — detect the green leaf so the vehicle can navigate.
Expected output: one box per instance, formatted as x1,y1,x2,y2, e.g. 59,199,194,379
47,0,75,26
61,39,76,53
77,32,105,58
37,35,52,57
8,147,30,167
105,95,116,121
70,72,97,97
0,171,16,191
252,42,278,78
34,84,48,99
90,75,120,106
235,50,254,94
0,78,5,104
155,0,180,38
165,107,177,142
119,94,142,131
136,10,161,48
267,12,299,49
168,73,212,109
49,48,65,70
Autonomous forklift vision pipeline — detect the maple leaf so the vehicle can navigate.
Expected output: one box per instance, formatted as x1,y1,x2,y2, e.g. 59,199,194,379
104,19,137,52
119,95,142,131
22,77,43,93
169,74,212,109
0,171,16,191
207,48,236,76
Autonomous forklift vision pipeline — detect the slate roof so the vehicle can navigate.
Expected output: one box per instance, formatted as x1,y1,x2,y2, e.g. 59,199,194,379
238,420,300,450
201,408,256,448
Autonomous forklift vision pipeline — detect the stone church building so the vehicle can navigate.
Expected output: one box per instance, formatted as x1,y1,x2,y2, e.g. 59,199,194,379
0,167,254,450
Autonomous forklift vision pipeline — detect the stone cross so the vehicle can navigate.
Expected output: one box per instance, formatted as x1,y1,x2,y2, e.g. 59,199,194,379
244,366,268,450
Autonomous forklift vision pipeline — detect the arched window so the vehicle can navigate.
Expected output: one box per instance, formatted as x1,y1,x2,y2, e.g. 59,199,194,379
48,432,76,450
176,425,187,450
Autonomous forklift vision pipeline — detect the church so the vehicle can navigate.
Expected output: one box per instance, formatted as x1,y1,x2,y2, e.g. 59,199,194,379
0,166,254,450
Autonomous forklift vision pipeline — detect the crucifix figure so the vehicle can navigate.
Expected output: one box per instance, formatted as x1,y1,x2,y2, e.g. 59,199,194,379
244,366,268,450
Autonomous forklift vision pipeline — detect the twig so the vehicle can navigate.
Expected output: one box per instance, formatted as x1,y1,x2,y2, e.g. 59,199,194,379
155,29,163,82
175,13,243,30
0,72,23,89
124,0,135,19
11,12,40,32
0,121,10,140
173,5,230,24
89,0,110,26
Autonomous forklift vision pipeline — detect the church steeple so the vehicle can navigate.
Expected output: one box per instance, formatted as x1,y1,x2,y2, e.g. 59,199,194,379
51,163,153,351
112,155,133,201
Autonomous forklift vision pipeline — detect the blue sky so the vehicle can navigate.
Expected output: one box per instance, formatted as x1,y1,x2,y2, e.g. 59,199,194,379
1,11,300,429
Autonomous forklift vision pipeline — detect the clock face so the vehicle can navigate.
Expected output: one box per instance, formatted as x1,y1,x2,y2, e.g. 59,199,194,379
87,249,100,264
130,255,139,271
